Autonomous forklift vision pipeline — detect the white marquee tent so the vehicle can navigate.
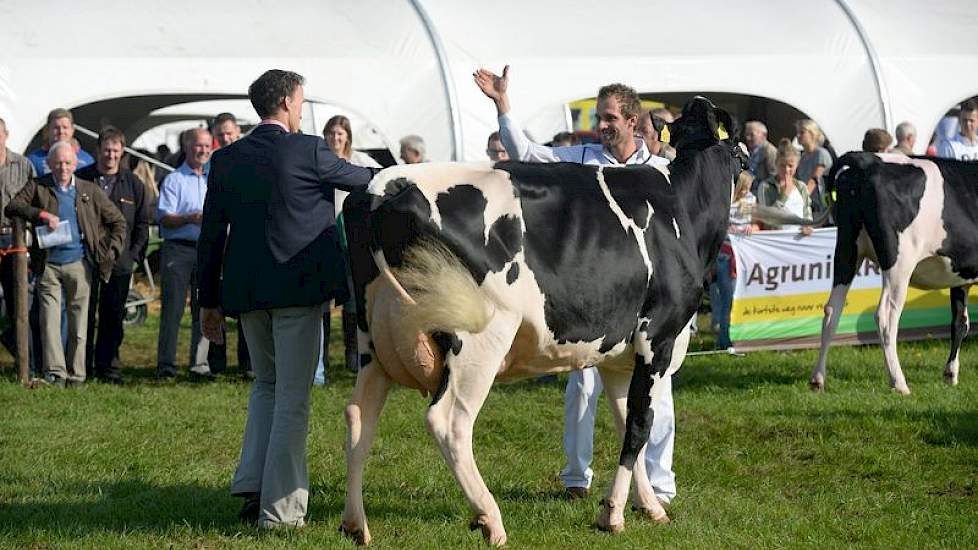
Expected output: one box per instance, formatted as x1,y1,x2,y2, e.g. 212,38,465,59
1,0,976,161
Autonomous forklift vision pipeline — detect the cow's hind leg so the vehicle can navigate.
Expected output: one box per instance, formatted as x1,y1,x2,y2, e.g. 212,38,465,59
877,265,914,394
425,313,519,547
811,227,864,392
945,286,969,386
341,358,391,545
597,366,669,527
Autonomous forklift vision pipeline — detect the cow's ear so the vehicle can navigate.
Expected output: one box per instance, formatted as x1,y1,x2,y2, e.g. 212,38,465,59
705,107,719,141
714,107,737,143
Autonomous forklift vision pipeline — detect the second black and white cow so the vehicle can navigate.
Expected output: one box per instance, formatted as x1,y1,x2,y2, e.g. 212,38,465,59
339,97,743,546
812,152,978,394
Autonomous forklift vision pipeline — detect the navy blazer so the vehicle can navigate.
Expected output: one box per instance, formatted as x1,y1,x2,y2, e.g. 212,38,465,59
197,124,377,315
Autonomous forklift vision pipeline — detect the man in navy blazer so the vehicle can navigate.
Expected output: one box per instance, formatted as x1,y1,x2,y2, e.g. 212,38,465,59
197,69,377,528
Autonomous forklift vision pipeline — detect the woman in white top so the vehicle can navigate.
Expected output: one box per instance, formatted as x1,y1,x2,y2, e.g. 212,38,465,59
324,115,383,169
756,139,813,235
315,115,382,384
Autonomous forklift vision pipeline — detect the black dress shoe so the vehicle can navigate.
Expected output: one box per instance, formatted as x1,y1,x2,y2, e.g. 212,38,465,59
97,375,124,386
238,493,261,524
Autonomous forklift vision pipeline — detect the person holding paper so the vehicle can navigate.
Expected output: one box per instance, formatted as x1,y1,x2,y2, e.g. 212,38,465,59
5,141,126,387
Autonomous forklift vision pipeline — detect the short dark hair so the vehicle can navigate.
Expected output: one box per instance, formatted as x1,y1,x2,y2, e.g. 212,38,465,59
861,128,892,153
212,112,238,129
597,83,641,122
551,131,579,146
97,125,127,149
248,70,305,119
960,99,978,115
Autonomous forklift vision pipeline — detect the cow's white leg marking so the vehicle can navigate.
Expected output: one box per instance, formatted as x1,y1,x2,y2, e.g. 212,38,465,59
877,265,914,394
595,167,652,277
597,366,669,529
425,311,520,547
341,361,392,545
595,319,669,533
811,283,852,391
945,285,969,386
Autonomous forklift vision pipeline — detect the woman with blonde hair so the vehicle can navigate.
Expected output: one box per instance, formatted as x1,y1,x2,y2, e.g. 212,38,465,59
794,119,833,213
757,139,813,235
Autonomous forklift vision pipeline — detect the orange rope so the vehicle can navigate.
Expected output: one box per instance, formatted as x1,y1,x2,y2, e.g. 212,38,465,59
0,247,28,257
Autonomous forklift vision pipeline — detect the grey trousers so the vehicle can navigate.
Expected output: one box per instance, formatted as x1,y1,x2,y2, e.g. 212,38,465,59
156,240,209,374
37,260,91,383
231,304,322,527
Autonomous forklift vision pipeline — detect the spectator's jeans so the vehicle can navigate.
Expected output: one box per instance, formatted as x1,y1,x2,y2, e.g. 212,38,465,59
710,252,734,349
37,260,91,383
156,240,208,375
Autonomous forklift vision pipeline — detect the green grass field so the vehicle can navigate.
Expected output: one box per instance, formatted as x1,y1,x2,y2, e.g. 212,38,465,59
1,311,977,549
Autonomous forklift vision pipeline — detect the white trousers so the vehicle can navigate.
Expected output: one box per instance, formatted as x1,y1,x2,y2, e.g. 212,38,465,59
559,366,676,502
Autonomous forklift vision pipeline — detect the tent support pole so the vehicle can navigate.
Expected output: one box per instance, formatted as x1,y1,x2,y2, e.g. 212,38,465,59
408,0,463,160
834,0,893,131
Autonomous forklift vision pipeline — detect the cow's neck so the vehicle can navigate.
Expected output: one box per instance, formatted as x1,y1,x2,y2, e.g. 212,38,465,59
672,143,734,267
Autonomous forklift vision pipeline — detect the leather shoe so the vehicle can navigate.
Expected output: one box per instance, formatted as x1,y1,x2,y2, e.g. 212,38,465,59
565,486,589,500
238,493,260,524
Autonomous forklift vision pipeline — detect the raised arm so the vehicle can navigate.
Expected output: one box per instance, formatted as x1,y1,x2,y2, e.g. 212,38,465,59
474,65,560,162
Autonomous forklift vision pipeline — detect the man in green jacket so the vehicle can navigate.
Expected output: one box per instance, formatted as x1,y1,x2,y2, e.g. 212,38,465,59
5,141,126,387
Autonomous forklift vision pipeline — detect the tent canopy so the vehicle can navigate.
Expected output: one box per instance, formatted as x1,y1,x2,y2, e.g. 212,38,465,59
2,0,976,160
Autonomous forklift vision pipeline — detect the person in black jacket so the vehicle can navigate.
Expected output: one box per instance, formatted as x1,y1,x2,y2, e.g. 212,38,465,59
77,126,150,384
197,69,376,528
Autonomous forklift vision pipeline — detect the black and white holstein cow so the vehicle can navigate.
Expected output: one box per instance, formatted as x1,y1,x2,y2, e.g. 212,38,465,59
339,97,743,546
812,152,978,394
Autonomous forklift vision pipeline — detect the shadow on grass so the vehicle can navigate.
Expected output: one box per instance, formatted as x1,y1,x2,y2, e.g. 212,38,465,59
918,411,978,448
800,408,978,448
675,364,799,391
0,479,244,535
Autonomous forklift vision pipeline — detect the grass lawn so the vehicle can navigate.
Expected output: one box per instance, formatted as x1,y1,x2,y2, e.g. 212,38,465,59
1,310,977,549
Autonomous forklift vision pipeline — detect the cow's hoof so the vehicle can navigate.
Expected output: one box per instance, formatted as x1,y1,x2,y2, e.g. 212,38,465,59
469,514,507,547
596,499,625,534
632,505,670,524
808,379,825,393
339,521,371,546
944,371,959,386
892,383,911,395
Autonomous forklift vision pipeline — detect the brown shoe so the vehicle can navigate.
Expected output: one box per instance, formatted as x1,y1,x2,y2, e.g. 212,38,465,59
565,486,590,500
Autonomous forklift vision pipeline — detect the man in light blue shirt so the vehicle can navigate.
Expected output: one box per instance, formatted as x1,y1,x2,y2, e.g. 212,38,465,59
156,127,212,380
26,109,95,176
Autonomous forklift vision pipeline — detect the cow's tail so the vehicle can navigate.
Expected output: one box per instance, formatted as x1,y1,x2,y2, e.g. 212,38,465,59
749,204,832,227
372,239,493,335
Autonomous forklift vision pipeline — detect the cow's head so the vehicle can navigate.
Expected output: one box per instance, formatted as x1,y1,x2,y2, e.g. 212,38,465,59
667,96,740,154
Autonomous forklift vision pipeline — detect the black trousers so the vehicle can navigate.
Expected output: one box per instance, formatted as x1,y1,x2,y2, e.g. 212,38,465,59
85,271,132,380
207,322,251,373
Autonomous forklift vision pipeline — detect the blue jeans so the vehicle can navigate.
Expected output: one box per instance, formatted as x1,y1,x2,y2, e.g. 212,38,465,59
710,252,734,349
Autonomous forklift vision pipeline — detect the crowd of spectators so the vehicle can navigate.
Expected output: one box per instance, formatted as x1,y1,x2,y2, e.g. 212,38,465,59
1,93,977,383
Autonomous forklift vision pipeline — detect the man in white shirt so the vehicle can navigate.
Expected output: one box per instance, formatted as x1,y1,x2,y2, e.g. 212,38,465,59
474,65,676,504
937,100,978,161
